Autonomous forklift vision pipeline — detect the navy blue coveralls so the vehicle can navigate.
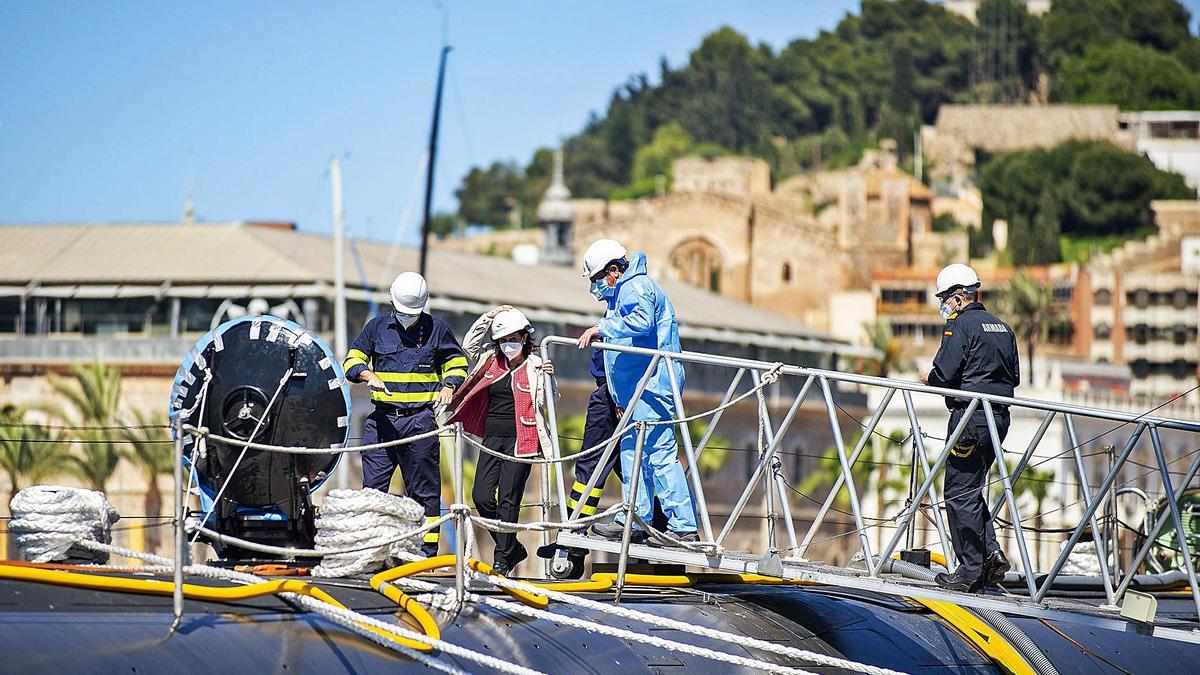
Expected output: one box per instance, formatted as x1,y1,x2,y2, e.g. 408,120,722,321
568,349,667,528
927,302,1020,581
343,313,468,557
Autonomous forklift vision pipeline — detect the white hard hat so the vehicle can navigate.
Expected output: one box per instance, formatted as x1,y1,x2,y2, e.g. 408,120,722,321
581,239,628,278
935,263,981,297
490,308,531,340
390,272,429,314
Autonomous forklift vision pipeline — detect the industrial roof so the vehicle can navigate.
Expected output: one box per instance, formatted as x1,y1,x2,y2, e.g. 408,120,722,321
0,221,867,355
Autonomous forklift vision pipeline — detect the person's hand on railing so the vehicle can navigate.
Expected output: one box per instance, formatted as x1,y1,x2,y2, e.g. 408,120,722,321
540,361,555,376
919,372,929,385
576,325,601,349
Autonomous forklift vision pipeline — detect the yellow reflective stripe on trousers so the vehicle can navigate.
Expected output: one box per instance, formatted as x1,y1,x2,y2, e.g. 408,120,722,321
376,371,442,383
424,516,440,543
580,504,597,516
371,390,439,403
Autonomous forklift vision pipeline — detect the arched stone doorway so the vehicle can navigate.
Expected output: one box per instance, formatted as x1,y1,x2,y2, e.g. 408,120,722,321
668,237,724,293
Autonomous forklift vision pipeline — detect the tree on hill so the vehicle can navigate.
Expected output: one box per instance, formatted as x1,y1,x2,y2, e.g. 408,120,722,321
980,140,1194,262
1057,40,1200,109
452,0,1198,230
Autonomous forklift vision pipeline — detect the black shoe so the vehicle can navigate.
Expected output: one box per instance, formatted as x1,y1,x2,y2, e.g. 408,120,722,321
590,520,646,543
491,561,512,576
648,530,700,548
935,571,983,593
983,550,1010,587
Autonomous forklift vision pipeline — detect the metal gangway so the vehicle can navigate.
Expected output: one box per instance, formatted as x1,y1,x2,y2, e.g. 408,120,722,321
533,336,1200,642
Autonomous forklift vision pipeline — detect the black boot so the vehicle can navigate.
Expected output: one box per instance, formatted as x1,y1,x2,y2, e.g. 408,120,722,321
935,571,983,593
983,550,1010,587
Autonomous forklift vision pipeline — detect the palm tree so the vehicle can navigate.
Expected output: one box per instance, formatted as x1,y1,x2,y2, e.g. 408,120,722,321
861,320,913,379
0,406,70,512
1003,272,1060,386
119,409,173,552
45,362,124,493
1010,463,1055,569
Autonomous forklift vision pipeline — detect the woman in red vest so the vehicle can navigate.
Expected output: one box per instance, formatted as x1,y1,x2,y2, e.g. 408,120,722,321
448,305,557,575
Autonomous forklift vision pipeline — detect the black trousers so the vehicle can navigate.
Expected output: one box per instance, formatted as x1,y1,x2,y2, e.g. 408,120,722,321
360,407,441,557
570,380,668,530
472,435,532,567
944,406,1009,579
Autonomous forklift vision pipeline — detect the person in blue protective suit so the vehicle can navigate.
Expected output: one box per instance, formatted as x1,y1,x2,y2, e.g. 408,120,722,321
343,272,469,557
575,239,698,546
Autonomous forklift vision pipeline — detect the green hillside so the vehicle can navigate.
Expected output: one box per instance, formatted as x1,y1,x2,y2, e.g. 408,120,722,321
453,0,1200,238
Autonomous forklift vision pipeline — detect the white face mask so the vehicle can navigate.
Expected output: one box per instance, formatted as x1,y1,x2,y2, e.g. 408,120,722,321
396,312,420,329
499,341,523,360
939,301,953,321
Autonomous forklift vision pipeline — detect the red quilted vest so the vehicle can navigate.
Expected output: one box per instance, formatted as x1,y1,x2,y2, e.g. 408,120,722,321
448,354,540,457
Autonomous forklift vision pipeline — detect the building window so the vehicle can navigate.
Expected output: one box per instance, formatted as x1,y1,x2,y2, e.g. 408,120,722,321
1129,290,1151,309
782,263,792,283
1095,289,1112,306
1094,323,1111,340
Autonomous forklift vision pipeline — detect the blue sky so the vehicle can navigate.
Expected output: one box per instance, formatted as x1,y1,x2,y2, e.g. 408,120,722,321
1,1,1197,245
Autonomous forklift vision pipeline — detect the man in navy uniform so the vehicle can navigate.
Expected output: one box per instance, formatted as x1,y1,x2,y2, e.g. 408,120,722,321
921,263,1020,593
343,272,468,557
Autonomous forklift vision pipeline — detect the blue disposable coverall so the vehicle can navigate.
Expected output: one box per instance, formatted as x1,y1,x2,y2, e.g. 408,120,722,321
598,253,697,533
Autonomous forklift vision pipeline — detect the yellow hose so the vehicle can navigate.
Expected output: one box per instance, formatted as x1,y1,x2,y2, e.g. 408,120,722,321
370,555,549,609
592,572,695,587
0,563,433,653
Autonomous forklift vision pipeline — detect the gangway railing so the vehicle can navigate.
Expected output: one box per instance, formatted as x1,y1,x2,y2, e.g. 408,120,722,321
537,335,1200,628
164,333,1200,647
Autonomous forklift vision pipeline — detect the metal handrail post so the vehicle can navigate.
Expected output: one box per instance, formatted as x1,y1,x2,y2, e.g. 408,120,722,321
540,339,569,523
693,369,746,461
1148,425,1200,616
819,377,874,570
987,411,1055,521
1114,445,1200,600
900,390,954,568
665,358,714,542
872,398,979,575
453,424,466,599
983,400,1038,597
1034,422,1146,603
566,354,660,522
614,423,647,604
171,417,185,632
752,371,798,554
716,380,811,545
797,387,896,559
1063,415,1117,607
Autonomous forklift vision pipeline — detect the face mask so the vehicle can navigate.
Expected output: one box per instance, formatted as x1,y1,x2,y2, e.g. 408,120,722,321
589,278,615,302
939,300,953,321
396,312,420,329
499,341,523,360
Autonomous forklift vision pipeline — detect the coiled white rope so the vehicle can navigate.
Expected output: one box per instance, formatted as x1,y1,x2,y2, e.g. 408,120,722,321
312,489,427,577
8,486,120,563
481,573,907,675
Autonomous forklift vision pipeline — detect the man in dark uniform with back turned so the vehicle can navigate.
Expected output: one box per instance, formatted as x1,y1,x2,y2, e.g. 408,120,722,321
921,263,1020,593
343,272,469,557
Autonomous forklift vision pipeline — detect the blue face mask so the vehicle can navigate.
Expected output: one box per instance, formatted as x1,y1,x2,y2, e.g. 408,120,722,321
589,278,615,302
